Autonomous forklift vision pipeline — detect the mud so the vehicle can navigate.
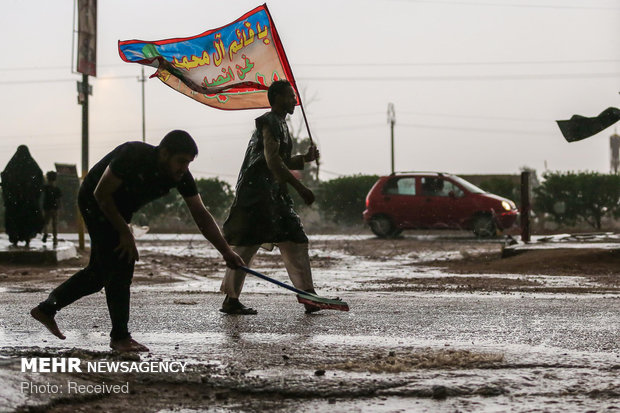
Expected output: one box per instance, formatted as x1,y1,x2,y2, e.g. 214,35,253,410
0,232,618,412
319,348,505,373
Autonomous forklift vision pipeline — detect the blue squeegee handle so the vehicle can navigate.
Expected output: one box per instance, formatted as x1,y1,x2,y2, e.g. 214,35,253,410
239,266,312,296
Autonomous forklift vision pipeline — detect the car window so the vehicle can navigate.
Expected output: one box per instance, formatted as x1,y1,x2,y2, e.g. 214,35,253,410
451,176,486,194
421,177,463,197
444,180,464,197
384,177,416,195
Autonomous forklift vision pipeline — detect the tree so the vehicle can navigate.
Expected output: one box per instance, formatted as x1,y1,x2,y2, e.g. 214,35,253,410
316,175,380,225
478,177,521,205
534,171,620,229
132,177,234,229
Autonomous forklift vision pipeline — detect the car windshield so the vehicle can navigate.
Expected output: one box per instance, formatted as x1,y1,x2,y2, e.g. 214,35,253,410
450,176,486,194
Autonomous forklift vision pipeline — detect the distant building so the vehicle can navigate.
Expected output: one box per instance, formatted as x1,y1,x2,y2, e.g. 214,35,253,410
611,133,620,174
54,163,80,232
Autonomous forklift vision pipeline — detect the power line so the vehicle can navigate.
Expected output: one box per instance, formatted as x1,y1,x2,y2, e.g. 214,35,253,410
392,0,620,10
398,111,551,123
298,72,620,82
1,71,617,86
295,59,620,67
1,58,618,72
399,122,554,136
0,63,133,72
0,75,137,85
319,169,346,177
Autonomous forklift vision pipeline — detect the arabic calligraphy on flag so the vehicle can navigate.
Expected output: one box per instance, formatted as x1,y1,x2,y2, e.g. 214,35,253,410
118,4,296,110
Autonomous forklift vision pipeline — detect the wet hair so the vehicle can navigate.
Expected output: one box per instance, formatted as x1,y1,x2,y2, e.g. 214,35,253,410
46,171,57,182
267,80,292,106
158,130,198,157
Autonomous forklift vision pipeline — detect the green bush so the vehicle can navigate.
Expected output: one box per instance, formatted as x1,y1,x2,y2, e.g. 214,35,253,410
315,174,379,225
0,188,4,231
534,171,620,229
196,178,235,220
478,177,521,205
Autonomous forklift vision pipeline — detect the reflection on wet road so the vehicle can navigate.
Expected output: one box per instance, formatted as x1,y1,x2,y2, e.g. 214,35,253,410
2,290,619,412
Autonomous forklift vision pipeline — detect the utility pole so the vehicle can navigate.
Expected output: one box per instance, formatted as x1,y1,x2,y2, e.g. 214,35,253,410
139,66,146,142
611,130,620,174
77,75,92,251
74,0,97,251
520,170,531,243
81,74,89,176
387,103,395,174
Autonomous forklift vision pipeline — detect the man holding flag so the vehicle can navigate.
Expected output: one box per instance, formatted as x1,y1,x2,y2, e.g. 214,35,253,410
118,5,328,314
220,80,321,314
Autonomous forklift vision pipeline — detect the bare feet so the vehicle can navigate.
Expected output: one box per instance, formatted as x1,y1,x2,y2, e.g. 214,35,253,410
110,338,150,352
30,307,66,340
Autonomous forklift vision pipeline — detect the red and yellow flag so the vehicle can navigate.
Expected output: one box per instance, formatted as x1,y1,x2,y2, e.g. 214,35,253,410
118,4,297,110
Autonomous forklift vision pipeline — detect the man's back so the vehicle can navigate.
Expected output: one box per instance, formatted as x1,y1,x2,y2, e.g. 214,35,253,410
79,141,197,220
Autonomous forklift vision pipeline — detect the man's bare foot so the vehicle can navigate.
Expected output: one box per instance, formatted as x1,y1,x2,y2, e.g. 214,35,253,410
30,307,66,340
110,338,150,352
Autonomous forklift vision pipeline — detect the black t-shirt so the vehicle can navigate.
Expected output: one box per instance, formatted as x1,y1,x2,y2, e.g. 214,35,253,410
42,185,62,210
79,142,198,221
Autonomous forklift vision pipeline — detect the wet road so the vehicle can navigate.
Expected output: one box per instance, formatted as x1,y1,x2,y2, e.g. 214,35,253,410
2,288,619,412
0,234,618,412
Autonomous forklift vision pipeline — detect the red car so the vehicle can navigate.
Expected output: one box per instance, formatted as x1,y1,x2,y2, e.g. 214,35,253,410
363,172,519,237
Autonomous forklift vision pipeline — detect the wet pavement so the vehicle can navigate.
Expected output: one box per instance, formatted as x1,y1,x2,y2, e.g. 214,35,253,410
0,234,618,412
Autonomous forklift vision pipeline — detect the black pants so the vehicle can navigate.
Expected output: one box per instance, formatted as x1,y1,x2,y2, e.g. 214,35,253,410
37,207,134,340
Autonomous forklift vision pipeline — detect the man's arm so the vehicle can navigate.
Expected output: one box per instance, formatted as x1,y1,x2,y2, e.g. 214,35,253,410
93,166,139,262
184,194,244,269
262,125,315,205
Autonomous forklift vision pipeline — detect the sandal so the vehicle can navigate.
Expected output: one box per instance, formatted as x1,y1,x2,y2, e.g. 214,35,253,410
220,297,258,315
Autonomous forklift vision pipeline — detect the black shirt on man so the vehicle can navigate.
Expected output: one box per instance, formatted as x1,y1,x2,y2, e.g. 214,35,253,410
79,141,198,222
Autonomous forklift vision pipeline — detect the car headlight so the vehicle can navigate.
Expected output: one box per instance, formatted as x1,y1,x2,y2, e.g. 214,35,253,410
501,201,512,211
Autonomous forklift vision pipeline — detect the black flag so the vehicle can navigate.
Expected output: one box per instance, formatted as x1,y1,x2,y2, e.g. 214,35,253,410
556,107,620,142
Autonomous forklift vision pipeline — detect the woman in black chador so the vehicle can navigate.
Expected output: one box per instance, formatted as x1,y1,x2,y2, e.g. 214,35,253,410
1,145,44,247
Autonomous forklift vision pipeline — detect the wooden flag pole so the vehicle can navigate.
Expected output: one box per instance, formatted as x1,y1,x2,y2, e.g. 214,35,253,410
298,98,320,178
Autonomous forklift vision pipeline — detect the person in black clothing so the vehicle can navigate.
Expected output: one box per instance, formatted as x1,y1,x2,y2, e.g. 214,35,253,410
30,130,244,352
41,171,62,245
1,145,44,247
220,81,321,314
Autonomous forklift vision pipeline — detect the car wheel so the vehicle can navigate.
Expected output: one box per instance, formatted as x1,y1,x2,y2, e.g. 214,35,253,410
370,216,397,238
473,215,496,238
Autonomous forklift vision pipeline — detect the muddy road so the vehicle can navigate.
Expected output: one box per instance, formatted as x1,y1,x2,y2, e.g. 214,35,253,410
0,233,618,412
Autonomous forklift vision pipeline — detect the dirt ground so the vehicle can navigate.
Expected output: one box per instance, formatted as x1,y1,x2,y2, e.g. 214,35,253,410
1,236,618,291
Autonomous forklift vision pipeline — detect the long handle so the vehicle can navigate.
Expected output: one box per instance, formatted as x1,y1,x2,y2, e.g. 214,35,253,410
298,99,320,175
240,266,312,296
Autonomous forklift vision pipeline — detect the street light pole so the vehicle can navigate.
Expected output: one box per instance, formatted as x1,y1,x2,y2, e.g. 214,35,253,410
387,103,396,174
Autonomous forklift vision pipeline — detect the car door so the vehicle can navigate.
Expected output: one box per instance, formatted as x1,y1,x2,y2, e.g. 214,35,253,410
380,176,423,228
418,176,465,228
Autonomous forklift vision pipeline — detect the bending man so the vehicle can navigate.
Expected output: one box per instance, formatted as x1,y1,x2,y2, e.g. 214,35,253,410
31,130,244,352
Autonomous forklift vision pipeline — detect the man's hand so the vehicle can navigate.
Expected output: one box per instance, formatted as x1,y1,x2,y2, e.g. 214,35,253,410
114,230,139,262
222,249,245,269
297,185,315,205
303,145,320,163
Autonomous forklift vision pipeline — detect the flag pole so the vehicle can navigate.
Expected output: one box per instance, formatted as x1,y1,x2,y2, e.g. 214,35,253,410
298,98,320,179
263,3,319,179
